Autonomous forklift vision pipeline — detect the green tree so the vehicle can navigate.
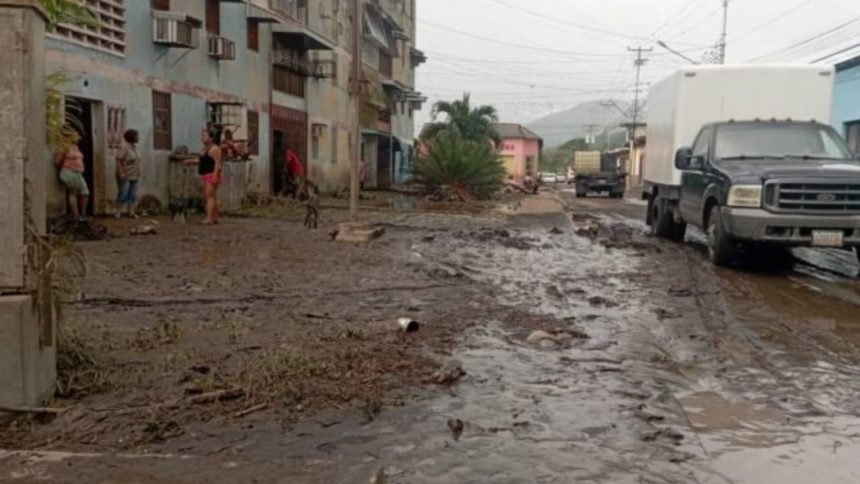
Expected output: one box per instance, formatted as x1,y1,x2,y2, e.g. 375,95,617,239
420,93,501,146
415,132,506,202
40,0,99,151
39,0,99,28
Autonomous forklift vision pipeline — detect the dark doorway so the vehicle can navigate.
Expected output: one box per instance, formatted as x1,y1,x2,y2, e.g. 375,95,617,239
272,129,286,195
66,97,95,215
377,136,392,189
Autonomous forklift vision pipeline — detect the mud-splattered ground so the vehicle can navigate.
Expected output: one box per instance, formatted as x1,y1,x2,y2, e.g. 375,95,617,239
4,191,860,483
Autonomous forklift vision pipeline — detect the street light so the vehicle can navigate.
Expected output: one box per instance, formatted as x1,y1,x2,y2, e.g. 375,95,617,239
657,40,700,65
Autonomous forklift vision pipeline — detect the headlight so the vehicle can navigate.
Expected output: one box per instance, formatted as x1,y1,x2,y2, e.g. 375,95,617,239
727,185,763,208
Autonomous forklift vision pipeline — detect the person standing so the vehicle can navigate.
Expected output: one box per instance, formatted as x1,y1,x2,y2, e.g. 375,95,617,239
55,134,89,222
282,146,304,198
199,127,223,225
115,129,141,218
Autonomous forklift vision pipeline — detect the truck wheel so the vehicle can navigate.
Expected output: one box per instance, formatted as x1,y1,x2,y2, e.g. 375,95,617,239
707,205,735,267
651,199,674,239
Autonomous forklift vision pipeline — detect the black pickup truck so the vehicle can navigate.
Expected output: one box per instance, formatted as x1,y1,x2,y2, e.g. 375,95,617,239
650,120,860,266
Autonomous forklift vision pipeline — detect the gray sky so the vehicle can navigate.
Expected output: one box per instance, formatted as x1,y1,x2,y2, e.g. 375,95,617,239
415,0,860,128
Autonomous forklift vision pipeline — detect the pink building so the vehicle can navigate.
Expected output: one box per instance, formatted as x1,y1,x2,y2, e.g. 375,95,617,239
495,124,543,183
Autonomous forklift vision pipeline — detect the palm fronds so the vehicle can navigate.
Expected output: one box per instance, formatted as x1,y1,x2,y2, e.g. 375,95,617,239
415,132,506,201
39,0,100,28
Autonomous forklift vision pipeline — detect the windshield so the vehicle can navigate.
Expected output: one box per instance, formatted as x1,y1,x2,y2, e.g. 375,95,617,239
714,124,854,161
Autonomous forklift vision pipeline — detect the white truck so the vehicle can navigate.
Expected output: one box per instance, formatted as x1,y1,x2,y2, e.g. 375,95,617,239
643,65,860,266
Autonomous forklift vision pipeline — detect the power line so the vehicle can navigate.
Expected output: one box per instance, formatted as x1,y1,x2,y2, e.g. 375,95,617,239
748,15,860,62
812,42,860,63
730,0,819,45
628,46,652,161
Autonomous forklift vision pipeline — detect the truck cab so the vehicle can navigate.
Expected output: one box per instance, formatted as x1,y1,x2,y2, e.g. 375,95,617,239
670,120,860,265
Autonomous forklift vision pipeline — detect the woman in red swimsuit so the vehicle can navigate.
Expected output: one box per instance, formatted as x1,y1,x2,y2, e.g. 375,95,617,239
199,128,223,225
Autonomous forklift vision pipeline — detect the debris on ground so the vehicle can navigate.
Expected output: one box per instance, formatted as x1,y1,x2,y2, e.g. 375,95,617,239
334,222,386,243
549,227,564,235
448,418,465,440
129,225,158,236
398,318,420,332
49,218,109,241
431,360,466,385
526,330,556,345
369,467,387,484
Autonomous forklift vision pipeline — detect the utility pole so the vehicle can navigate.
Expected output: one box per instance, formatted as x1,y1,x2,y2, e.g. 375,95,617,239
349,0,363,219
719,0,729,64
627,46,651,180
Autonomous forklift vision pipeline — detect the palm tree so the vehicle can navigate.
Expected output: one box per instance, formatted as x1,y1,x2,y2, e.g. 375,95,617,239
421,93,502,146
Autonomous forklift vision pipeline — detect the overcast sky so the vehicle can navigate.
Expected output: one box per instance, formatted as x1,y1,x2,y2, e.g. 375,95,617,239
414,0,860,128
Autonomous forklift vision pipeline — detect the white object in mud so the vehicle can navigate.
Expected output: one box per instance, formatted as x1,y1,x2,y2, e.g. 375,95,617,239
398,318,420,332
334,222,385,243
526,330,556,345
644,65,835,188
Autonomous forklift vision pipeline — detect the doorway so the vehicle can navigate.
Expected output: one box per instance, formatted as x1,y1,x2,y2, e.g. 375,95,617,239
377,136,391,189
66,97,95,215
272,129,286,195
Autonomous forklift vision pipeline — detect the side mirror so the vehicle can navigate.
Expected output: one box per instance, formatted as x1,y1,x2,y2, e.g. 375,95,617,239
675,147,692,169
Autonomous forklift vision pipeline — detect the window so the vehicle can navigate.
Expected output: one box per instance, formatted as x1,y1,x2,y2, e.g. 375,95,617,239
247,20,259,52
53,0,126,55
206,0,221,36
691,127,712,160
151,0,170,10
152,91,172,150
847,122,860,156
247,111,259,156
312,133,320,160
331,127,339,164
107,106,126,150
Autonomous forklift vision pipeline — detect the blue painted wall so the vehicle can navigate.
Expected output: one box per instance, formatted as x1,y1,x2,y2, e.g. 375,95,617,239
833,63,860,137
46,0,274,214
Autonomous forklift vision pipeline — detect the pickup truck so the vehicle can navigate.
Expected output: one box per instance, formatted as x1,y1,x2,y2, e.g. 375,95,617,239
669,120,860,265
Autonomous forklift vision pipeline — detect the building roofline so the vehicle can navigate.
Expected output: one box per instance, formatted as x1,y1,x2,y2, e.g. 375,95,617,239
836,54,860,72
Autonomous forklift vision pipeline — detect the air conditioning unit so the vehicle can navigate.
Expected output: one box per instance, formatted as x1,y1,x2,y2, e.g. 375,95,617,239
208,36,236,61
311,124,326,138
152,11,200,49
313,59,337,79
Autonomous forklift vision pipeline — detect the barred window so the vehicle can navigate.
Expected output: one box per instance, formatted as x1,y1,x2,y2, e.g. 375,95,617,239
152,91,172,151
107,106,126,149
53,0,127,55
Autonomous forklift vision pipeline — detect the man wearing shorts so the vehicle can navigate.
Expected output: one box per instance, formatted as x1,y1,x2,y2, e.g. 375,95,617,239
56,136,90,222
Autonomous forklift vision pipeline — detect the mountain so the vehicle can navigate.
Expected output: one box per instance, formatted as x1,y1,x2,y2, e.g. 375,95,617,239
528,100,632,148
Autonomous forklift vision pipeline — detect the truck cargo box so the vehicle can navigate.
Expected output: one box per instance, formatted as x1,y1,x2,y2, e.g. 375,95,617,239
573,151,602,174
644,65,835,188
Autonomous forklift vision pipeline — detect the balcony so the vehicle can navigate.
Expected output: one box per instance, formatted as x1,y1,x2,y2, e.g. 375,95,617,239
208,36,236,61
274,51,336,79
152,10,201,49
270,0,307,24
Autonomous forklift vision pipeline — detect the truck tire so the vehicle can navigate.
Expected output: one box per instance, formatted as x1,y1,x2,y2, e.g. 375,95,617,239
651,198,686,242
707,205,735,267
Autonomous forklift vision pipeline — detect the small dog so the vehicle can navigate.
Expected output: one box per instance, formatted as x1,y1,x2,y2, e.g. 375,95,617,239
301,181,319,229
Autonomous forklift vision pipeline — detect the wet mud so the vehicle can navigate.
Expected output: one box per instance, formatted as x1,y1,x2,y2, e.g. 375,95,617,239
5,194,860,483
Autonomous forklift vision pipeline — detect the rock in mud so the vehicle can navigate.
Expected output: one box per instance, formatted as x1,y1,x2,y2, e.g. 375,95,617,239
448,418,465,440
130,225,158,236
588,296,619,308
526,330,556,345
432,360,466,385
549,227,564,235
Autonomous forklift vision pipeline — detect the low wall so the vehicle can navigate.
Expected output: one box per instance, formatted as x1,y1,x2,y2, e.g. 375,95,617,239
169,158,250,212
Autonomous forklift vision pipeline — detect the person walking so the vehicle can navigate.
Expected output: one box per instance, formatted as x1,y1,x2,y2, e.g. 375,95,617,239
55,134,90,222
301,180,320,229
115,129,141,218
199,127,223,225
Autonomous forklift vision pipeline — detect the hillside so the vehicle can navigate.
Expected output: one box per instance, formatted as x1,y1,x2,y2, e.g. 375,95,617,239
528,100,632,148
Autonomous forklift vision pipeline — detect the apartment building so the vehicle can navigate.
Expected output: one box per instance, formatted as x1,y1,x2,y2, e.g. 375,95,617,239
45,0,424,216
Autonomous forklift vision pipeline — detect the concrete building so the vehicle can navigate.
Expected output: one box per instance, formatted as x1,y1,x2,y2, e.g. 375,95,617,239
45,0,424,216
360,0,426,189
833,55,860,156
495,123,542,183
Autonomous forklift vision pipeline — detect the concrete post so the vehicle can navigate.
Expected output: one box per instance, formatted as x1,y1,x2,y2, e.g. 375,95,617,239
0,0,55,408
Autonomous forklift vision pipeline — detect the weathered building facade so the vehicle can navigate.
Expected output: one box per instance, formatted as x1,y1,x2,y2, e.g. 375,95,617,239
360,0,426,189
45,0,424,216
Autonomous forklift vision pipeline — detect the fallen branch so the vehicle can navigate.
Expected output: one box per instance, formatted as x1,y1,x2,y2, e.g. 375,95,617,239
189,388,245,405
234,403,268,418
0,405,65,415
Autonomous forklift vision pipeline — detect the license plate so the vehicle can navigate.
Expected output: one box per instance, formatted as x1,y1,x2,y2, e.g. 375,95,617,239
812,230,844,248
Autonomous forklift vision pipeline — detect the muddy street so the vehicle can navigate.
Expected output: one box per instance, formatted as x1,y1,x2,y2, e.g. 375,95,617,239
4,194,860,483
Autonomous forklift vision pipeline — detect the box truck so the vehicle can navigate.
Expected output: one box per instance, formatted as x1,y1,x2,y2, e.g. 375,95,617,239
643,65,860,267
572,151,626,198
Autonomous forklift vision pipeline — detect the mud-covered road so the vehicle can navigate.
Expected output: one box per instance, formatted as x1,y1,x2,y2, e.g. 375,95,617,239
5,192,860,483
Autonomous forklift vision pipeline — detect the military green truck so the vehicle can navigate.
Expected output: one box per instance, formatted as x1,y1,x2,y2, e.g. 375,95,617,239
572,151,626,199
